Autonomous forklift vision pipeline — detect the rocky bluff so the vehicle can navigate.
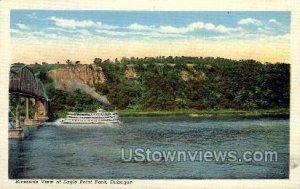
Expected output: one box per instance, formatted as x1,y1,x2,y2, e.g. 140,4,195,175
48,64,106,86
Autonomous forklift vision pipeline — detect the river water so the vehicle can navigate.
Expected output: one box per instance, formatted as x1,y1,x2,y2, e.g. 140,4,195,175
9,116,289,179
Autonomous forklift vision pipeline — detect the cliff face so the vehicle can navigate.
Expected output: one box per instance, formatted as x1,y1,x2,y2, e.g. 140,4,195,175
49,65,106,86
48,65,110,105
180,70,207,81
124,67,137,79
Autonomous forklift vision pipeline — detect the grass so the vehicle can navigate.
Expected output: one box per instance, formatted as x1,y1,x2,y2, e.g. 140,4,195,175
52,108,289,119
118,108,289,117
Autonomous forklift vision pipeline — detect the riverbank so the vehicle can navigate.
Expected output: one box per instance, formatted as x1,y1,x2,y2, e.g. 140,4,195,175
118,108,289,118
51,108,289,120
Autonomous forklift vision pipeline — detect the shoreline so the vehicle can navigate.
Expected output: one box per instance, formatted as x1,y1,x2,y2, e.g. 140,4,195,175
51,108,289,120
118,108,289,118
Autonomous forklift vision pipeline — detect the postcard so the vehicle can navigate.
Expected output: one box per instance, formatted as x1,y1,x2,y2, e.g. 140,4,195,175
0,0,299,188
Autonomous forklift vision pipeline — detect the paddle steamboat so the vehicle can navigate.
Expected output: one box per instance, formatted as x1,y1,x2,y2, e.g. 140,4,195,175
60,109,121,125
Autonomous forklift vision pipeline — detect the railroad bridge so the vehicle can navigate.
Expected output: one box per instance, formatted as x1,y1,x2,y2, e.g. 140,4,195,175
9,65,48,138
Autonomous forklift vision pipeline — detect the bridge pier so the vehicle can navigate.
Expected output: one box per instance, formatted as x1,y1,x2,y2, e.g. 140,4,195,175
35,99,48,122
24,97,38,126
26,97,29,120
24,98,48,126
9,96,24,139
24,97,33,126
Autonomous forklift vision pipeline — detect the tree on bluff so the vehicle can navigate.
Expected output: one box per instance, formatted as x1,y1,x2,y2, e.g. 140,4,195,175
33,56,289,113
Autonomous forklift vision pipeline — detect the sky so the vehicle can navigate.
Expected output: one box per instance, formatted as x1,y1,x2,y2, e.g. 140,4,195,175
10,11,290,64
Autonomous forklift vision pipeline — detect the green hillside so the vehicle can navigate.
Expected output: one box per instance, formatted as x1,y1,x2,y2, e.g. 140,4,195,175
16,56,289,119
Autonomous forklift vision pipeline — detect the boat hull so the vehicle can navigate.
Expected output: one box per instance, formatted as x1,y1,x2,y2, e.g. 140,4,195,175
56,108,122,126
57,121,122,127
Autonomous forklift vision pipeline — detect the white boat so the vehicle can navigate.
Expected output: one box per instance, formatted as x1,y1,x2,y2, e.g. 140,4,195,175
59,108,122,125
